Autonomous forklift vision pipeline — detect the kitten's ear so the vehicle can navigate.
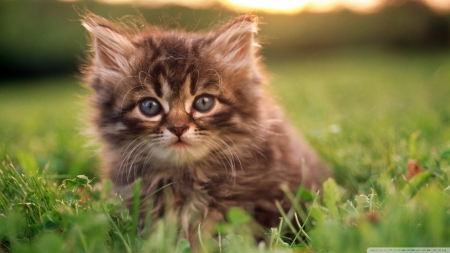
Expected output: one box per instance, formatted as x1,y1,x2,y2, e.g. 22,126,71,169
211,15,259,68
82,15,136,73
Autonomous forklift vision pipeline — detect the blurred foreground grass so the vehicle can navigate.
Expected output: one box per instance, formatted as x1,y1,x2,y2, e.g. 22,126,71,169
1,49,450,252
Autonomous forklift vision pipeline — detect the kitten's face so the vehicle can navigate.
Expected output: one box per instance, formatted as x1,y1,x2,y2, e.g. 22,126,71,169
84,15,263,167
113,52,237,166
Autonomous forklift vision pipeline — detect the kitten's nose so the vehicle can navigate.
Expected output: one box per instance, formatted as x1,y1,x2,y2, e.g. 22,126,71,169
168,125,189,137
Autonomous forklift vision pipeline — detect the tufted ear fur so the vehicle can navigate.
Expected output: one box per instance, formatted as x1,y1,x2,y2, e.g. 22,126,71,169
211,15,259,70
82,15,136,74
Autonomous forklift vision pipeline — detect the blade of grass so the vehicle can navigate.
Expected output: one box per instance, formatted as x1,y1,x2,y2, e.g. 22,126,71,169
290,192,320,247
402,171,433,198
280,183,311,230
142,182,174,202
323,178,340,219
275,200,302,244
132,178,142,236
101,204,132,253
198,223,207,253
294,212,311,241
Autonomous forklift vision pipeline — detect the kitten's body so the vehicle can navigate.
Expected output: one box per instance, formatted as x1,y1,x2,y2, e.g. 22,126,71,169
82,14,329,246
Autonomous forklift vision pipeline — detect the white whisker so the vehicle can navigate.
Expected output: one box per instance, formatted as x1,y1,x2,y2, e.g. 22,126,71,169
116,137,142,181
124,141,148,183
141,136,167,172
212,134,243,174
200,137,232,176
195,131,243,183
113,75,137,93
119,85,145,112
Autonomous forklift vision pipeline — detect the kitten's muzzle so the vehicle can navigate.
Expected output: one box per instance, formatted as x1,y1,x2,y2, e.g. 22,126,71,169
168,125,189,137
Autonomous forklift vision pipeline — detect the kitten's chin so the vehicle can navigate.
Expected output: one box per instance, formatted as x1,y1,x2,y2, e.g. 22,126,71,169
152,142,211,167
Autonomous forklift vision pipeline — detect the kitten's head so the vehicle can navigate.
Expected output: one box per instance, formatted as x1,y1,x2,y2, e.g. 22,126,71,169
82,14,265,168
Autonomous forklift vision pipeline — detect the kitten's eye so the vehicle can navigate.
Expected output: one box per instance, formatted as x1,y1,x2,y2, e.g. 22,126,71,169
193,95,215,112
139,98,162,116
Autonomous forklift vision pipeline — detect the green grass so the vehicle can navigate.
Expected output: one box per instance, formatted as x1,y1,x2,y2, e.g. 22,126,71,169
1,48,450,252
0,77,96,177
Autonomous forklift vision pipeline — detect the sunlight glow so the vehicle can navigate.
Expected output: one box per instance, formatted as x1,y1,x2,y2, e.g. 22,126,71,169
218,0,309,14
92,0,215,9
422,0,450,13
220,0,450,14
76,0,450,14
341,0,383,12
307,0,340,12
220,0,384,13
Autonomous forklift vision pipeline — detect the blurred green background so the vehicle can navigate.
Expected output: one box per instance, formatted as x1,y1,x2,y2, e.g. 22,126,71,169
0,0,450,179
1,0,449,78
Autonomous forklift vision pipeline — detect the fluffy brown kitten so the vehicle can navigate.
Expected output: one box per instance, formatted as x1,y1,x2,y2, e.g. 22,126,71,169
81,13,329,247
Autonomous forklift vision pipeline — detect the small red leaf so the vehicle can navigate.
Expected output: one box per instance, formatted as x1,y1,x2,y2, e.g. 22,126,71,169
406,159,423,180
365,212,380,224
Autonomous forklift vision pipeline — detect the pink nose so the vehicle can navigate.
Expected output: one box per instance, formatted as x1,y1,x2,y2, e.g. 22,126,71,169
168,125,188,137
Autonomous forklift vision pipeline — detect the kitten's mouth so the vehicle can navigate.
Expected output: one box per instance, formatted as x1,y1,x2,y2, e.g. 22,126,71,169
171,139,188,148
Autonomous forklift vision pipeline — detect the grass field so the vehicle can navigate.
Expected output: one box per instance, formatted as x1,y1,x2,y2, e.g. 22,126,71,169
1,48,450,252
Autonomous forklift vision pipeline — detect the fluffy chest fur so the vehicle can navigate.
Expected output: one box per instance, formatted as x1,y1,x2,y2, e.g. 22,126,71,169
81,13,329,246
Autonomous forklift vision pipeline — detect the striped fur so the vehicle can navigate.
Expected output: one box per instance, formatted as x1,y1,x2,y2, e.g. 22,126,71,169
82,13,329,248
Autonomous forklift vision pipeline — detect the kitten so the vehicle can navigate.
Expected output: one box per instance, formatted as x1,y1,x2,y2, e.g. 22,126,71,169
81,13,329,247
